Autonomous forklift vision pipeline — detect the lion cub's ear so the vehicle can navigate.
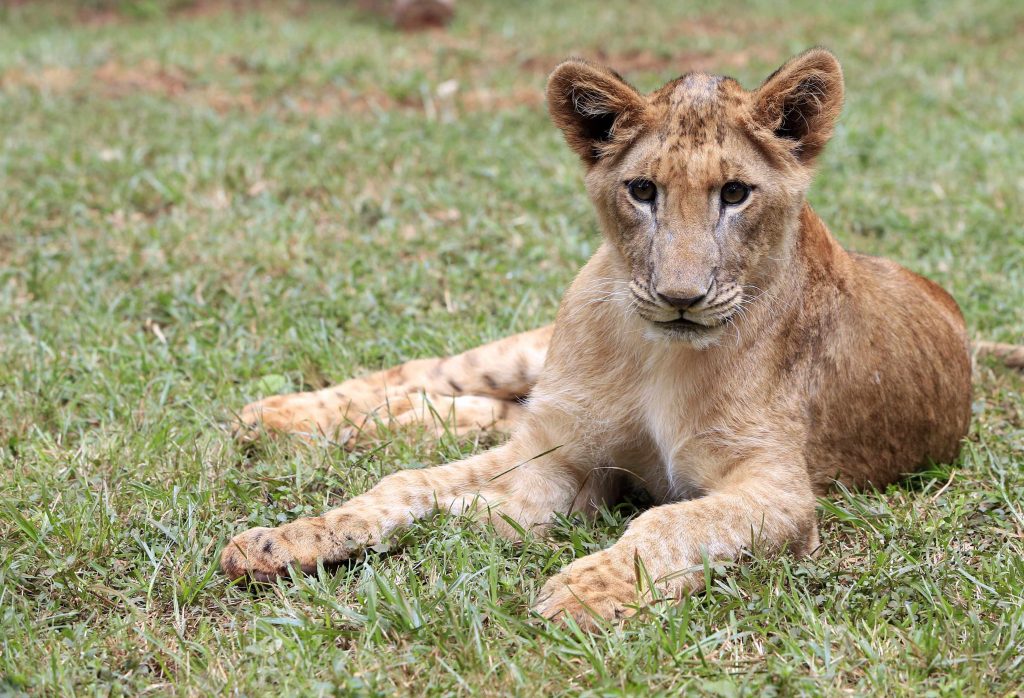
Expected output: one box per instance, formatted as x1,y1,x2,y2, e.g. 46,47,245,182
547,59,648,165
751,48,844,166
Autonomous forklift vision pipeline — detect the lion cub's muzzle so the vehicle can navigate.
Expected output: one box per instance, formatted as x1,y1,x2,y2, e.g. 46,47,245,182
628,278,742,335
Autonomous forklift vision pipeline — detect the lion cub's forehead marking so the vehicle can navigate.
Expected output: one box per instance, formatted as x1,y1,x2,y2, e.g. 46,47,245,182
647,74,747,182
653,74,746,144
671,73,725,107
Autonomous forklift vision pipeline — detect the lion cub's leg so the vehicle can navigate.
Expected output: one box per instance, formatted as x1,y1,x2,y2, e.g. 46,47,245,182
233,325,553,443
348,391,529,442
221,437,599,582
533,462,818,629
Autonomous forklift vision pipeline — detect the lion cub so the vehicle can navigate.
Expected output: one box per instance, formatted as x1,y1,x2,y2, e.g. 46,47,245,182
222,49,974,628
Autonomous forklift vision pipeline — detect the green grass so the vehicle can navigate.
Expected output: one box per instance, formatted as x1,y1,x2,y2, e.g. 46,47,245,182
1,0,1023,694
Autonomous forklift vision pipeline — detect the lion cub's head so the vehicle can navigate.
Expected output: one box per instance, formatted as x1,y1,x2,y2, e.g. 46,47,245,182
547,48,844,346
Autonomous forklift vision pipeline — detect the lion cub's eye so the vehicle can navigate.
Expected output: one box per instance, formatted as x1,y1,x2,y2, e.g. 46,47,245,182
628,179,657,203
721,181,751,206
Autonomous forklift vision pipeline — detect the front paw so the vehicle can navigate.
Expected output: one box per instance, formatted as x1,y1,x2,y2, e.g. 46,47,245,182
220,525,315,582
220,513,378,583
532,551,639,630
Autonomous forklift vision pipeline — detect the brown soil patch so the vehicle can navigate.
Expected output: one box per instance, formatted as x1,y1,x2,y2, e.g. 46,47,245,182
522,45,780,77
0,59,543,117
1,65,77,92
521,13,786,77
93,60,191,98
357,0,455,32
670,14,786,39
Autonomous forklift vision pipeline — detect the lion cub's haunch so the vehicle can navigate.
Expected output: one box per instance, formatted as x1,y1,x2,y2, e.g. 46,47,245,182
223,49,973,628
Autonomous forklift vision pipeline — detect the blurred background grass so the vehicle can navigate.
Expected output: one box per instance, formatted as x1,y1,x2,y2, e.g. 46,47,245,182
1,1,1022,695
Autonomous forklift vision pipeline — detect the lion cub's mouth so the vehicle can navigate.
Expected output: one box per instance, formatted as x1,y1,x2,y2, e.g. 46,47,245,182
655,316,713,331
632,301,729,334
646,314,731,347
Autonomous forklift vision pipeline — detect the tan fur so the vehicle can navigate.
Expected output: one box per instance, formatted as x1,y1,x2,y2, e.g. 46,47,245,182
233,325,551,444
222,49,1018,629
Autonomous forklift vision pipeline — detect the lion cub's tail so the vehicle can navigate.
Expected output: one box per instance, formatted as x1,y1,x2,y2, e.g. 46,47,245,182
974,341,1024,369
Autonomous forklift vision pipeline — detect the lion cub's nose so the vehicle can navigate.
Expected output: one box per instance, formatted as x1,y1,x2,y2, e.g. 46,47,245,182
656,291,706,310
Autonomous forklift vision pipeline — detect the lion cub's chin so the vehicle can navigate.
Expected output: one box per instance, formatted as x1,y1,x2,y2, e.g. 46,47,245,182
643,319,728,349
